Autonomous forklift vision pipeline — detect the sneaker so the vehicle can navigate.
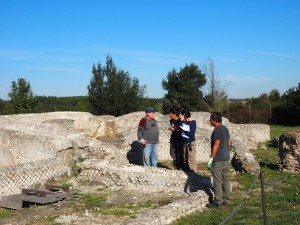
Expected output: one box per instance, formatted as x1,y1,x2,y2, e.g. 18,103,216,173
206,202,222,209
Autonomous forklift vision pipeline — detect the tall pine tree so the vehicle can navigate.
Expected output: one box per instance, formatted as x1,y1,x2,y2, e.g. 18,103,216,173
87,55,145,116
8,78,36,114
162,63,208,113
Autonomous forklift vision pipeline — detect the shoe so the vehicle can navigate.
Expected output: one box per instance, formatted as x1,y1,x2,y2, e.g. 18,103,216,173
206,202,222,208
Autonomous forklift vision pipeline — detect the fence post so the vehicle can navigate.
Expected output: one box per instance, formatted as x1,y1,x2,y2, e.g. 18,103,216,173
227,106,229,121
260,169,268,225
269,104,272,125
248,105,251,124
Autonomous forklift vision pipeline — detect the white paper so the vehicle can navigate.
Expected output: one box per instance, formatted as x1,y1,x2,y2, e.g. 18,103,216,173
180,123,190,132
181,132,189,139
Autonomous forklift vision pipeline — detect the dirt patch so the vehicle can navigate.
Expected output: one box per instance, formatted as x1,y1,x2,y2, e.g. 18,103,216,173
0,180,187,225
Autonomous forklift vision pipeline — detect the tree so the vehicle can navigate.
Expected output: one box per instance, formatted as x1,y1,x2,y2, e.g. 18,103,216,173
202,57,228,112
87,55,146,116
161,63,208,113
282,83,300,110
33,96,89,113
280,83,300,124
0,98,9,115
8,78,36,114
268,89,281,104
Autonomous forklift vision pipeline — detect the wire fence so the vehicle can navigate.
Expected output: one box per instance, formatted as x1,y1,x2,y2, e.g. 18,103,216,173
218,169,290,225
223,105,271,125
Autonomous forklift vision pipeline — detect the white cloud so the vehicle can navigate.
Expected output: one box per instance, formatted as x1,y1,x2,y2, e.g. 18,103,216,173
0,49,38,60
223,74,274,83
246,50,300,59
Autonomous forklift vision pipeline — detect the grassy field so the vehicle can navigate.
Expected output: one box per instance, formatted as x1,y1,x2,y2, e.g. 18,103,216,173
172,125,300,225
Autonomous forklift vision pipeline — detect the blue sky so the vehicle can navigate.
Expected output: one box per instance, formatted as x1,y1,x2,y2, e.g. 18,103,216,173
1,0,299,100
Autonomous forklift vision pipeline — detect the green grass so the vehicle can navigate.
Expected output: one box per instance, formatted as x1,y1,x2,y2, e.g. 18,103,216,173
47,216,64,225
0,208,14,219
100,200,154,218
80,193,108,209
172,125,300,225
270,125,300,139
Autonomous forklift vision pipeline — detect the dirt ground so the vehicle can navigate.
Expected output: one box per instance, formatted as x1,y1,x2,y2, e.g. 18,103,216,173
0,181,188,225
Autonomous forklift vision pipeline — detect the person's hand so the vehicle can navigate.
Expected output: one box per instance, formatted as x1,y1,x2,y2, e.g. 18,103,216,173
140,139,147,145
207,157,213,170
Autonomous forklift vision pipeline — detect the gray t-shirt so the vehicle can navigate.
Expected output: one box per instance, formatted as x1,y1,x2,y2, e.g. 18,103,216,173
211,125,230,161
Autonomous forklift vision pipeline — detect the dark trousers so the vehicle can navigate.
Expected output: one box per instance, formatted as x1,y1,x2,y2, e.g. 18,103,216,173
170,142,184,170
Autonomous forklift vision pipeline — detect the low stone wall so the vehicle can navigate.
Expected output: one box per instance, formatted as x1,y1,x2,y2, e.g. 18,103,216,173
78,160,212,193
0,158,70,198
229,123,270,149
78,160,212,225
124,191,208,225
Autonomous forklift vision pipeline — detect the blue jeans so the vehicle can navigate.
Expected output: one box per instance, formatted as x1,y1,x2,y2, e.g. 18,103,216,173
143,143,158,167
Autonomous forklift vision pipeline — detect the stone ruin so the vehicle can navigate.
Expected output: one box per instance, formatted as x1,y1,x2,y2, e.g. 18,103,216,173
279,130,300,173
0,111,270,196
0,111,270,223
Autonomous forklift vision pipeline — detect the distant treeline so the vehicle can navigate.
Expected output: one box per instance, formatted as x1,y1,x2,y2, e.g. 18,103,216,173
0,95,163,115
223,84,300,125
1,94,300,125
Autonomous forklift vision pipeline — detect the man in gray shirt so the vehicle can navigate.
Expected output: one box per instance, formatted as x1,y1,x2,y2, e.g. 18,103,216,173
137,107,159,167
207,112,231,208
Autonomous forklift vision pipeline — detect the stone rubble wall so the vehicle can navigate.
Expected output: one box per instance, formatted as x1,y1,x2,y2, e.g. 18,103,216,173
279,131,300,173
0,111,270,166
78,159,212,225
78,160,212,192
0,158,69,198
121,112,269,163
0,111,269,198
0,128,58,165
228,123,270,150
124,191,208,225
121,128,211,163
231,140,260,174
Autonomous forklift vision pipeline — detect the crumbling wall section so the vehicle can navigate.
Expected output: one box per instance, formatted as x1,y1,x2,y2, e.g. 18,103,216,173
78,160,212,192
0,158,70,198
279,131,300,173
124,190,208,225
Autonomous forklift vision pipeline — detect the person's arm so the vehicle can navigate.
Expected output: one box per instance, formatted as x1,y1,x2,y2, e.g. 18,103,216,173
184,120,196,139
210,140,220,158
137,118,147,141
228,139,232,151
208,128,220,169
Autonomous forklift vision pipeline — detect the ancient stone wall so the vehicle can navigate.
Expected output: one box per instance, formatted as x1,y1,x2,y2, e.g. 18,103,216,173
279,131,300,173
0,159,69,198
124,190,208,225
78,160,212,193
0,111,269,198
120,112,269,163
